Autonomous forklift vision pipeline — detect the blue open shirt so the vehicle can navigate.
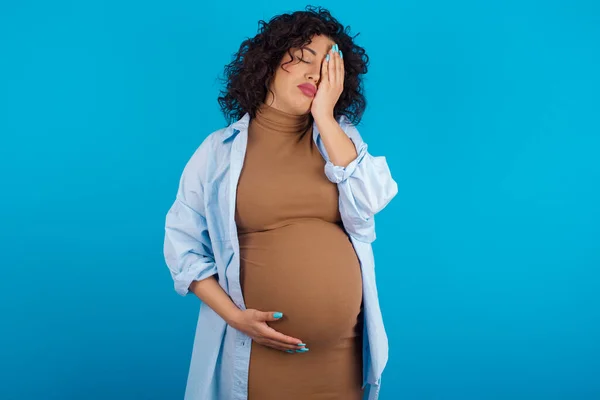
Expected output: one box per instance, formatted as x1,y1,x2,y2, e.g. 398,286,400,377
163,112,398,400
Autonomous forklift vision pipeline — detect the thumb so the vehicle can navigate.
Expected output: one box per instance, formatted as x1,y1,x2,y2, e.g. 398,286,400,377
261,311,284,322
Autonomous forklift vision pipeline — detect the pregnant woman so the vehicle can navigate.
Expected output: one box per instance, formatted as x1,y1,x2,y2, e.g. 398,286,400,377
163,6,398,400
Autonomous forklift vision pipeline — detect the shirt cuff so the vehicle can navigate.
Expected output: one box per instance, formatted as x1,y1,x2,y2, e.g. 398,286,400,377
324,141,368,183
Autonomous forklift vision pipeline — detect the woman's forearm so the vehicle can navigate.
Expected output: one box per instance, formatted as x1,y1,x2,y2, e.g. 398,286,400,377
314,116,358,167
189,276,242,325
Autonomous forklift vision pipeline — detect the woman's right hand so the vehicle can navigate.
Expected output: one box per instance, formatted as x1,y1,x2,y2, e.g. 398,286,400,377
229,309,308,353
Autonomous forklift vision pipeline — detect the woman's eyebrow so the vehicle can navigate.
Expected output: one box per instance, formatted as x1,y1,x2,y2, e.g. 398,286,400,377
300,46,318,56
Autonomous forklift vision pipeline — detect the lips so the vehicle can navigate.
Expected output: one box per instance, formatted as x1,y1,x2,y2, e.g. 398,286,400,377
298,83,317,97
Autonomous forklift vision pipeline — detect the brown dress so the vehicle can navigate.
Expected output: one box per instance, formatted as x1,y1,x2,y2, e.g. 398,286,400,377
235,102,365,400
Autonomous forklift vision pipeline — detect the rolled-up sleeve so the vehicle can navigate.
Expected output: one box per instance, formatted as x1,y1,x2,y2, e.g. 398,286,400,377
324,138,369,183
324,120,398,243
163,138,217,296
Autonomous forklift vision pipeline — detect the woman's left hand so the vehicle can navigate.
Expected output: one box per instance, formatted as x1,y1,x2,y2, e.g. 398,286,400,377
311,44,344,122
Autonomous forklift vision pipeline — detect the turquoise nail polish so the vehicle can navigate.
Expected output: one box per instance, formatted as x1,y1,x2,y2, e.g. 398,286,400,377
333,44,338,52
297,343,306,346
285,350,294,353
296,348,309,353
326,54,330,62
273,312,283,319
339,50,343,58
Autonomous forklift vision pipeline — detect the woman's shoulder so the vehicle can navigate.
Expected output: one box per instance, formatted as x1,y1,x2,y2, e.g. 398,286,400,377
179,128,226,178
189,125,232,158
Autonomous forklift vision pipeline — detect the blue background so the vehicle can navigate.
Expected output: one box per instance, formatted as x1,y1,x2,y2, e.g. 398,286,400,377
1,1,599,399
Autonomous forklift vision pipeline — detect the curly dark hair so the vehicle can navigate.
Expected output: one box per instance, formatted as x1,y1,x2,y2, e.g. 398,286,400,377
217,5,370,127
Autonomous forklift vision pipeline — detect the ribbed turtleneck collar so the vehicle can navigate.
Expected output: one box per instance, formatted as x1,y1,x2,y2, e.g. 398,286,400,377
252,102,311,135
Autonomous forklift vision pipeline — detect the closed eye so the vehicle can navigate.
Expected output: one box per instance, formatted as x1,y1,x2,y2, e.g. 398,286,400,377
297,56,311,64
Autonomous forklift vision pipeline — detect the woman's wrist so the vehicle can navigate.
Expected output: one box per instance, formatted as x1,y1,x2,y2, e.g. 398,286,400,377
224,305,244,328
189,275,244,328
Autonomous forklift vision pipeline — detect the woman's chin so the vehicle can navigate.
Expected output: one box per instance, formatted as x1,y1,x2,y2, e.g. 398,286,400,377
297,101,312,115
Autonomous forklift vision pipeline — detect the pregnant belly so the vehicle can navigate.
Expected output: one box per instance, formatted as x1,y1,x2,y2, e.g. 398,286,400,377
239,219,363,345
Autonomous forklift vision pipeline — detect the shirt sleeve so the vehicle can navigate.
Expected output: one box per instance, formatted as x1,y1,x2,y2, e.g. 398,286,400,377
163,137,217,296
323,118,399,243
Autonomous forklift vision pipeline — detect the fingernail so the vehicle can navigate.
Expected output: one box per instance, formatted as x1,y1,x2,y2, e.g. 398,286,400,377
333,44,338,51
297,343,306,346
326,54,330,62
295,348,309,353
339,50,343,58
285,350,294,353
273,312,283,319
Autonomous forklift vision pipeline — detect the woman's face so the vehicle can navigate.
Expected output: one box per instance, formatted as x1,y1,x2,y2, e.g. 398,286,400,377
264,34,335,115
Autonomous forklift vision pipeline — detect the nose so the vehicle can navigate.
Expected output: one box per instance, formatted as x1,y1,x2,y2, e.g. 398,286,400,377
307,63,321,83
